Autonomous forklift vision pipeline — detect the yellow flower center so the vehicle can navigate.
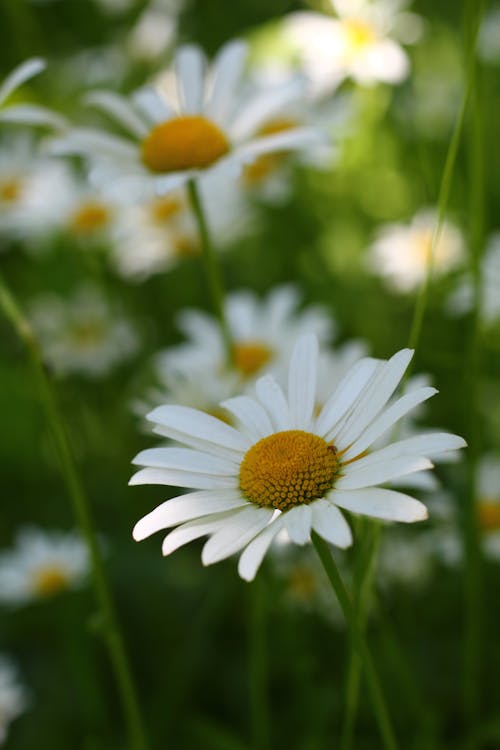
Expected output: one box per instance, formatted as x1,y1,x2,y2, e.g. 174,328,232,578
413,231,433,264
240,429,338,511
32,566,70,597
71,321,106,345
173,233,200,258
233,340,273,376
70,202,110,235
150,195,183,223
141,115,230,174
477,499,500,532
288,565,319,600
344,19,377,53
0,178,22,203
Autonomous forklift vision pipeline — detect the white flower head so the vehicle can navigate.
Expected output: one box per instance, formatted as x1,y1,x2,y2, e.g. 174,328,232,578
0,57,67,130
48,39,324,198
131,333,465,581
0,658,27,744
447,232,500,324
284,0,420,94
29,284,139,378
368,208,465,292
476,456,500,561
0,528,89,606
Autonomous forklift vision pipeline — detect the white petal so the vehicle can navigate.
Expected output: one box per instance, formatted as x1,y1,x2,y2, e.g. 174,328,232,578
335,349,414,448
288,334,318,430
132,446,238,474
316,357,381,439
48,127,137,160
129,466,237,489
0,105,68,129
132,489,247,540
336,456,432,490
220,396,274,440
283,505,312,545
255,375,291,432
238,517,285,581
341,386,438,460
133,87,173,124
85,91,148,138
201,506,273,565
161,511,235,555
345,433,467,468
175,44,205,114
236,128,325,163
0,58,45,106
230,77,306,141
311,499,352,548
148,404,250,461
206,39,247,123
333,488,428,523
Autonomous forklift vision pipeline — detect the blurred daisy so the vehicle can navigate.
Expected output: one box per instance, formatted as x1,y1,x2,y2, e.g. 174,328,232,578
0,135,73,248
131,333,465,581
377,528,435,589
29,284,139,378
476,456,500,561
0,528,89,605
157,285,334,388
0,658,26,744
447,232,500,324
0,58,66,129
49,40,323,198
367,208,464,292
126,0,184,62
284,0,421,94
110,166,253,281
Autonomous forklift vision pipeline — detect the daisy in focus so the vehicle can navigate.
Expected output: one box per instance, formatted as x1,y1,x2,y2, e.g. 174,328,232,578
0,528,89,605
0,58,66,129
131,333,465,581
0,658,26,744
284,0,422,94
29,284,139,378
367,208,464,292
49,39,323,198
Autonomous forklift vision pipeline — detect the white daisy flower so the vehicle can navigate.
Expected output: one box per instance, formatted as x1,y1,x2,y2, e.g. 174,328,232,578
0,57,66,129
131,333,465,581
126,0,183,62
476,456,500,561
156,285,334,389
48,39,323,198
284,0,421,94
0,528,89,605
447,232,500,324
367,208,465,292
29,284,139,378
0,658,27,744
0,135,74,248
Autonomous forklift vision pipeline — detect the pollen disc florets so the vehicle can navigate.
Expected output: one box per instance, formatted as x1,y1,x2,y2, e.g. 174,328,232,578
233,340,273,376
141,115,230,174
240,429,339,511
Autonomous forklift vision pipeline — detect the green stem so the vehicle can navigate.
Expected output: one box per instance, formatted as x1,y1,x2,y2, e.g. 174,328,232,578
187,178,233,363
311,532,398,750
0,273,150,750
340,523,381,750
248,575,271,750
407,2,484,356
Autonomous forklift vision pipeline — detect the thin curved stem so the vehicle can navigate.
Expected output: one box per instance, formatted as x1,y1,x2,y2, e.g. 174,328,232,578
312,532,399,750
187,178,233,364
0,273,150,750
248,575,271,750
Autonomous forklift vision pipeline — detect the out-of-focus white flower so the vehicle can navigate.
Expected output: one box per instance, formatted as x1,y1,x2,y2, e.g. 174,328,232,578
0,528,89,605
29,284,139,378
0,58,66,129
49,40,324,199
0,658,26,744
131,334,465,581
126,0,185,62
478,6,500,64
476,456,500,560
284,0,421,94
377,528,435,589
447,233,500,324
367,208,464,292
110,164,254,280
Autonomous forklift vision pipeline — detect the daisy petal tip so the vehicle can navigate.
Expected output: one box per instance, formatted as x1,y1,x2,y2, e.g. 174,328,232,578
131,521,146,542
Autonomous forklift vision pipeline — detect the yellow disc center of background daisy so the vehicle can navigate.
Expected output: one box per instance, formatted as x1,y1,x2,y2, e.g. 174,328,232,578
478,499,500,531
70,202,110,235
240,429,338,511
0,178,22,203
233,340,273,376
32,566,70,597
344,19,376,52
141,115,230,174
150,195,183,223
